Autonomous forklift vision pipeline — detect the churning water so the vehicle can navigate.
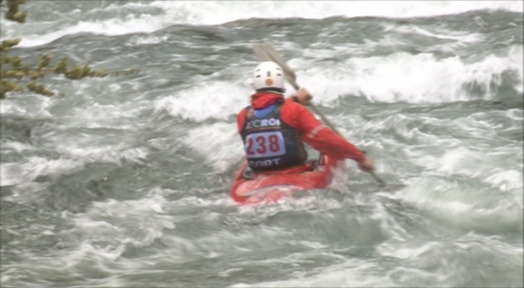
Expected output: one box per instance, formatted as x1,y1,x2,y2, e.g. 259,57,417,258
1,1,522,287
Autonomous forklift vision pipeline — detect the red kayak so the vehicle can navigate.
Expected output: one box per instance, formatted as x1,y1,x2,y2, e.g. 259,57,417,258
230,154,345,205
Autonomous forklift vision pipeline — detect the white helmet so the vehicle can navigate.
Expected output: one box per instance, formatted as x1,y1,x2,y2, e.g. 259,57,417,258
252,61,285,91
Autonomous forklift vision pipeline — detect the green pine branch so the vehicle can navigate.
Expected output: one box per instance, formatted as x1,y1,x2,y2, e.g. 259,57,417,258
0,0,139,99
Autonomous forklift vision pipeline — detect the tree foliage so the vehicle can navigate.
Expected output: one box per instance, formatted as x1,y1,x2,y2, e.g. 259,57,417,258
0,0,138,99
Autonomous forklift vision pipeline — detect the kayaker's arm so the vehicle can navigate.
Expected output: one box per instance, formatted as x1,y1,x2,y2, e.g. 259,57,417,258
237,109,247,133
304,125,367,163
285,88,375,170
286,101,371,166
306,126,375,171
308,124,375,171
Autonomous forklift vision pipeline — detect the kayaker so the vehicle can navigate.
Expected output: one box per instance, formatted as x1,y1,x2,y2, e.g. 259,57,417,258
238,61,375,174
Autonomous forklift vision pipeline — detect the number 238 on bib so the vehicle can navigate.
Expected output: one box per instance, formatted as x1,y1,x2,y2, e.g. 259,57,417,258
245,131,286,158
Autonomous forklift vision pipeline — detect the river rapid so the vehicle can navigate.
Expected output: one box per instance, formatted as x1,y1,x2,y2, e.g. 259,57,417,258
1,1,522,287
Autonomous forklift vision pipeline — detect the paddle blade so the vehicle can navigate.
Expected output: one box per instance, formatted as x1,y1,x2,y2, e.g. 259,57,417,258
253,43,298,88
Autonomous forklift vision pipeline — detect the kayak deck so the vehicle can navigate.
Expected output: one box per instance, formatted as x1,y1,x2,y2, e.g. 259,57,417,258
230,155,345,205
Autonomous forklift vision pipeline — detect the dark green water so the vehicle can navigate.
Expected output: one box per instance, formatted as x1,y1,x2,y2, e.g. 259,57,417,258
1,1,522,287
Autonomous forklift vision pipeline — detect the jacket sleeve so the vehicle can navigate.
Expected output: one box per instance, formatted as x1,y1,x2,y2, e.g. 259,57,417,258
286,101,367,163
304,127,367,162
237,109,247,133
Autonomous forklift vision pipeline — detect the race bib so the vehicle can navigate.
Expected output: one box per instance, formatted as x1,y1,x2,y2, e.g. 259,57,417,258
245,131,286,158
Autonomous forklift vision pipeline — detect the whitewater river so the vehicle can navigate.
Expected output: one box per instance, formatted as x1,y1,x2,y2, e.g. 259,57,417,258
1,1,522,287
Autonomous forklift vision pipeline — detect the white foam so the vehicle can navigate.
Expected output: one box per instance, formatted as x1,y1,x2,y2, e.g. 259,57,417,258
3,2,169,47
0,93,53,118
0,141,35,154
0,157,82,187
484,170,523,207
74,191,176,249
509,45,523,93
4,1,521,47
182,122,244,173
152,46,521,126
298,47,522,104
153,1,523,26
230,258,394,287
394,177,523,232
433,147,483,176
154,81,252,121
0,127,150,189
126,35,168,46
47,134,149,165
378,232,523,268
390,24,485,43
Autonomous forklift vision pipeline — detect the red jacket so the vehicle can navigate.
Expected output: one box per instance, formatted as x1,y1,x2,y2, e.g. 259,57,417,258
237,92,366,163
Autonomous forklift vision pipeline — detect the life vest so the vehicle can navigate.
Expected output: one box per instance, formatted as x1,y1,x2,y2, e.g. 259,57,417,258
240,101,307,172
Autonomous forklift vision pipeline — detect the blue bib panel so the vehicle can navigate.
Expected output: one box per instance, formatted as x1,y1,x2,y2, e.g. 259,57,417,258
241,102,307,171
